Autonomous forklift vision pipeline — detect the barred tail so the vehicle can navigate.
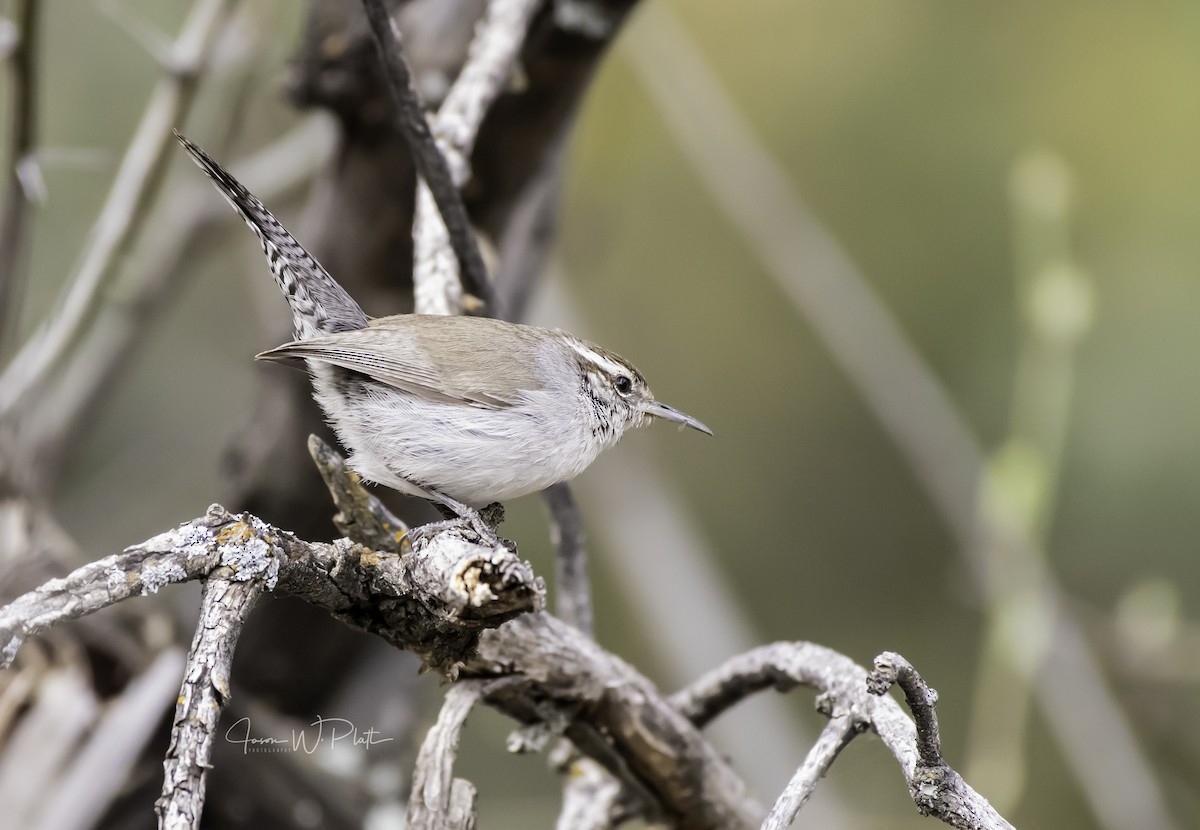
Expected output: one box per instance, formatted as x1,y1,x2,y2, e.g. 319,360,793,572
175,131,368,339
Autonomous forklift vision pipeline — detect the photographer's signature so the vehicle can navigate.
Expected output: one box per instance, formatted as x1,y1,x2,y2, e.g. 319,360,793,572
225,716,394,754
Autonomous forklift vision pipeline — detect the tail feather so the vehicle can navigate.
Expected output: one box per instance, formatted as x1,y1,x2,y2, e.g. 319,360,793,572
175,131,368,339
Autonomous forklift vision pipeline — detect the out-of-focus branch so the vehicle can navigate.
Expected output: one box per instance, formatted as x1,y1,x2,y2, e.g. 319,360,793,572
156,576,261,830
624,9,1177,829
761,715,856,830
0,0,41,352
11,116,337,491
358,0,493,313
0,0,237,423
410,0,542,316
544,482,592,636
406,680,486,830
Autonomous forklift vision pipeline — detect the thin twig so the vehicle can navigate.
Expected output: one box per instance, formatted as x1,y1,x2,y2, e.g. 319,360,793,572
406,680,486,830
411,0,542,315
868,651,1015,830
0,0,237,418
544,482,592,636
868,652,943,767
155,576,261,829
761,715,857,830
0,0,41,352
358,0,492,310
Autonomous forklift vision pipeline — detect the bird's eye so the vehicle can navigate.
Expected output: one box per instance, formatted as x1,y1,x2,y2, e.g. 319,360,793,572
614,375,634,396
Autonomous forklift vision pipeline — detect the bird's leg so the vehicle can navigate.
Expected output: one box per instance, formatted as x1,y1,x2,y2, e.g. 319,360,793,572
415,486,504,543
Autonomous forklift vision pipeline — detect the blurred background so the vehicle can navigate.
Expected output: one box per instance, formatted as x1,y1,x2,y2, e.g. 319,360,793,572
4,0,1199,827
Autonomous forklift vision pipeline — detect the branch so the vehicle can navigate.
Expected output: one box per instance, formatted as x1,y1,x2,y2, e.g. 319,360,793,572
0,0,237,419
410,0,542,316
1,504,542,674
761,715,857,830
358,0,492,312
544,482,592,636
156,575,261,830
865,651,1015,830
0,0,41,351
466,614,763,829
670,643,1015,830
407,680,487,830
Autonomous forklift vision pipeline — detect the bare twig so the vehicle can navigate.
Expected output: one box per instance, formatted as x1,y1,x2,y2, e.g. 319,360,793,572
543,482,591,636
868,652,944,768
358,0,492,311
0,0,237,420
0,0,40,352
669,643,1014,830
406,680,486,830
156,577,261,830
761,715,857,830
318,450,758,828
868,651,1015,830
411,0,542,315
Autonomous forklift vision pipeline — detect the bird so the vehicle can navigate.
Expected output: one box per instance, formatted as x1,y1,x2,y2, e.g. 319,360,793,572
175,131,711,537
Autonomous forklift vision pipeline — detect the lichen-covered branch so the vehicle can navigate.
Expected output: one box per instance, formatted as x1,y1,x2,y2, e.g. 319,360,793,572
155,575,261,830
1,503,542,676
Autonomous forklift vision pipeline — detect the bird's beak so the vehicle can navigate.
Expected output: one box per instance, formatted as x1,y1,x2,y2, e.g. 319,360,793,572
641,400,713,436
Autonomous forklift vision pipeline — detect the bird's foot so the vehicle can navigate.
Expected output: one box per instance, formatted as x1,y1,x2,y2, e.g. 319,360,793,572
415,500,507,548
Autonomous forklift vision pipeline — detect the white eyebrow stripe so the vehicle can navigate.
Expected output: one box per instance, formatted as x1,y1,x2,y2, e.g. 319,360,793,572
566,341,628,376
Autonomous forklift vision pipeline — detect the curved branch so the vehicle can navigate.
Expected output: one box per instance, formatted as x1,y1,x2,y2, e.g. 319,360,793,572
669,642,1015,830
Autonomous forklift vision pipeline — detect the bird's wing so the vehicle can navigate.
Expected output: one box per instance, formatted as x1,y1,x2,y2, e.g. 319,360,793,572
256,326,521,410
